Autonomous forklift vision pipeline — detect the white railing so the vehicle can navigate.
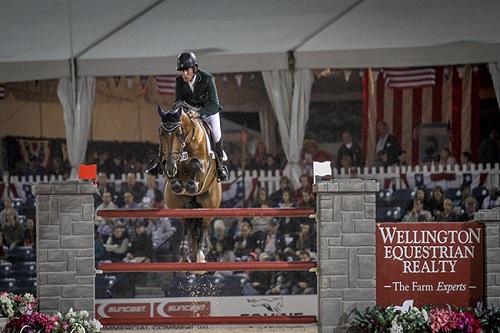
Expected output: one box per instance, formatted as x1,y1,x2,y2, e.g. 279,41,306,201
2,163,499,198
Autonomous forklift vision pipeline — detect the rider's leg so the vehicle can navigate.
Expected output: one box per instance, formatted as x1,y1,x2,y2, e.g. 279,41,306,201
145,145,163,176
203,113,229,181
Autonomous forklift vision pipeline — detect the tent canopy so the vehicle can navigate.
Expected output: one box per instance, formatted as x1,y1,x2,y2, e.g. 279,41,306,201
1,0,499,82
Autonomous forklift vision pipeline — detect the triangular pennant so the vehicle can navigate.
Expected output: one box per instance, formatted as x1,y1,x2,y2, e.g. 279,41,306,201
234,74,243,87
126,76,134,89
113,76,121,87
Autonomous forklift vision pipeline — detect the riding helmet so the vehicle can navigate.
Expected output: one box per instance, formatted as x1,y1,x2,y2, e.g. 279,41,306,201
177,52,198,70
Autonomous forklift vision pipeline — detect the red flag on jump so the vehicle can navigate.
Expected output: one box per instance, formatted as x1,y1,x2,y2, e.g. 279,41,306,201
79,164,97,180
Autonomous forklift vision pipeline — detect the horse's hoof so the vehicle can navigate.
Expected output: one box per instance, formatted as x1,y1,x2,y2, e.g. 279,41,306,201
171,179,183,193
185,180,199,193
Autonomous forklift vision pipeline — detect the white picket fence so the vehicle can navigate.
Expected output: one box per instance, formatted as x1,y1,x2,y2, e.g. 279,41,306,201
2,163,499,199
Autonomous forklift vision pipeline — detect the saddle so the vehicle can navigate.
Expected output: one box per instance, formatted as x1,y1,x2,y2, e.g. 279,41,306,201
186,111,216,160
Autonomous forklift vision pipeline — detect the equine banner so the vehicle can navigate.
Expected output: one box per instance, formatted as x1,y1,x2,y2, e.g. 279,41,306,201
95,295,317,320
376,222,484,307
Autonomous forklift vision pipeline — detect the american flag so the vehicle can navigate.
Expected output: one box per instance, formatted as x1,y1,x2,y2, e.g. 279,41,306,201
383,68,436,89
0,84,5,99
363,65,480,166
155,75,177,95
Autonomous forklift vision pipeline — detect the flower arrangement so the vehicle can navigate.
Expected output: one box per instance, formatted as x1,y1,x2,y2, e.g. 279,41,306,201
0,292,37,318
349,303,500,333
4,308,102,333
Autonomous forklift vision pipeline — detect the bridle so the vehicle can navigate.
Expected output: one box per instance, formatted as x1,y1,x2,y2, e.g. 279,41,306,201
159,116,196,163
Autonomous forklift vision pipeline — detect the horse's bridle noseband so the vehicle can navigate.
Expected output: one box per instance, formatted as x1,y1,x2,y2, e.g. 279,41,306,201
159,118,196,162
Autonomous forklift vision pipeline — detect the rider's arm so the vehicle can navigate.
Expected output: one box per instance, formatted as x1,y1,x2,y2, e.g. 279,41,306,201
200,75,220,117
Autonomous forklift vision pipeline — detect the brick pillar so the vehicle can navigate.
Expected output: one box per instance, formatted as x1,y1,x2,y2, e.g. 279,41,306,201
34,181,95,316
475,207,500,307
316,179,379,333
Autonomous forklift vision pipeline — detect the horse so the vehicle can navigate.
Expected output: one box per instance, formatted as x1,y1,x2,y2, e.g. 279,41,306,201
157,101,222,263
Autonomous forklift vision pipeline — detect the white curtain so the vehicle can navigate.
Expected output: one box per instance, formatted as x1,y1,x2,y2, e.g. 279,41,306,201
258,107,277,154
57,76,96,179
262,69,314,186
489,63,500,110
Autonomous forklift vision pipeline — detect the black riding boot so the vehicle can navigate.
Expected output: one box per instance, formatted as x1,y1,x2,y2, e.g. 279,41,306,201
145,148,163,176
214,140,230,182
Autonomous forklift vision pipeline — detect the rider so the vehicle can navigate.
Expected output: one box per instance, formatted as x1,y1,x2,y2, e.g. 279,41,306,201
146,51,230,182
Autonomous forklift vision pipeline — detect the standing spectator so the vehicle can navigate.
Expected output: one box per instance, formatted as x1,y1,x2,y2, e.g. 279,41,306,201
233,220,257,259
105,224,129,262
438,147,457,166
269,176,293,207
264,154,279,171
375,121,400,166
403,198,433,222
300,140,332,177
143,175,163,208
478,129,499,165
337,130,364,168
1,208,24,249
436,199,459,222
460,152,473,167
249,141,268,169
124,220,153,263
147,218,176,256
118,173,146,206
459,197,478,222
482,185,500,209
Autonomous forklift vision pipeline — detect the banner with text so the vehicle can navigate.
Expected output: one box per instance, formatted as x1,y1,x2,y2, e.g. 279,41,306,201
96,295,317,320
376,222,484,307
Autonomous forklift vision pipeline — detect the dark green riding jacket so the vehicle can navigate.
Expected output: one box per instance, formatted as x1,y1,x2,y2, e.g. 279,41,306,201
175,69,222,118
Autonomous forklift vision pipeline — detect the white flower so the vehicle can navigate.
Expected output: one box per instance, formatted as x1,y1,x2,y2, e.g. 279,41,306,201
390,319,403,333
422,308,429,321
89,319,103,332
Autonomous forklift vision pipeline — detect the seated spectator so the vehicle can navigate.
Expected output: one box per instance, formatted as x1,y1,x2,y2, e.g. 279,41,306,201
118,173,146,206
1,208,24,249
124,220,153,263
147,218,175,256
206,239,235,263
143,175,164,208
0,197,19,226
337,130,364,168
23,218,35,246
242,252,272,296
438,147,457,166
105,224,129,262
210,219,233,251
403,198,433,222
266,254,294,295
252,187,270,208
294,175,312,201
482,185,500,210
96,219,115,244
460,197,478,222
296,190,315,208
256,219,285,258
373,150,389,169
233,220,257,259
269,176,293,207
48,156,69,177
249,141,268,169
94,173,115,207
122,192,140,210
459,184,472,209
406,187,431,213
339,153,354,170
279,189,295,209
436,198,459,222
291,250,316,295
96,191,118,212
428,186,445,218
295,221,316,253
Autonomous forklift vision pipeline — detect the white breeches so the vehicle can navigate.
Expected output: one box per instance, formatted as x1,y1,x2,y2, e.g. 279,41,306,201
203,113,222,143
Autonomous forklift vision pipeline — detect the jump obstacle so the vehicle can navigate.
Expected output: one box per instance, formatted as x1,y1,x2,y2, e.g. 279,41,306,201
35,179,386,333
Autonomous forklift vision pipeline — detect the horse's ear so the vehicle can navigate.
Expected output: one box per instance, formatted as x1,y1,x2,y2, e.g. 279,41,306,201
158,105,168,119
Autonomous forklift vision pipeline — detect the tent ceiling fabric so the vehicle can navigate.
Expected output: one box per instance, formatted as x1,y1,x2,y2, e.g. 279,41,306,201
1,0,499,82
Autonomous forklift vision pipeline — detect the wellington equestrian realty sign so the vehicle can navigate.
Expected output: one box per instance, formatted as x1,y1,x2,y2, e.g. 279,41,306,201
376,223,484,307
